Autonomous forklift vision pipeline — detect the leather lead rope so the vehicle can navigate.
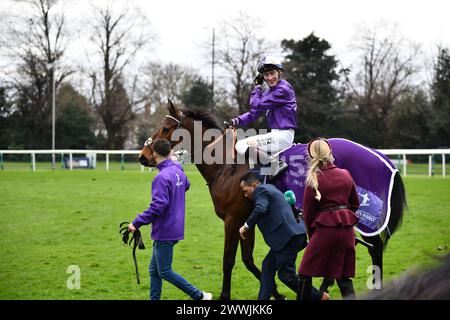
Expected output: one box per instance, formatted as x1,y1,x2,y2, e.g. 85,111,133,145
119,222,146,285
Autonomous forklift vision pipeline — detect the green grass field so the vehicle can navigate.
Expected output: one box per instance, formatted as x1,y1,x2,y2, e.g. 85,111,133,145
0,165,449,300
1,158,449,176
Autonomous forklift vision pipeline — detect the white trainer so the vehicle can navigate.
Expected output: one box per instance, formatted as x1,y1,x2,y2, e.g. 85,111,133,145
201,291,213,300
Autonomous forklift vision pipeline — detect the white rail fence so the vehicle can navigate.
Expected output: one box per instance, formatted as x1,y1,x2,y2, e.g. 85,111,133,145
0,149,143,172
0,149,449,177
378,149,450,177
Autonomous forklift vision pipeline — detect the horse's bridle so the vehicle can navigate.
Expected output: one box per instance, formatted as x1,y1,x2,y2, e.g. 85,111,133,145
143,112,184,157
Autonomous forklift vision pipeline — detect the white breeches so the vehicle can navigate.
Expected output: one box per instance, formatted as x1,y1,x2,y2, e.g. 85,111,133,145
235,129,295,156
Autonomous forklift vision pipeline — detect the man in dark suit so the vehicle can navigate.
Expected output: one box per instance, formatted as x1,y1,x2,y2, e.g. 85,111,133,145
239,172,328,300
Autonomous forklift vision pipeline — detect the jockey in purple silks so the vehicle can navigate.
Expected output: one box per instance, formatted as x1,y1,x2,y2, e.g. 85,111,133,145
229,55,297,178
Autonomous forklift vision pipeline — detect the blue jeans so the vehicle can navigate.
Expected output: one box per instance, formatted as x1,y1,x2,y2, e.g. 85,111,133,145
149,240,203,300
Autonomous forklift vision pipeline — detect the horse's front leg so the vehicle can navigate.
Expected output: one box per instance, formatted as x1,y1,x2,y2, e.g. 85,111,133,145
220,217,241,300
239,229,286,300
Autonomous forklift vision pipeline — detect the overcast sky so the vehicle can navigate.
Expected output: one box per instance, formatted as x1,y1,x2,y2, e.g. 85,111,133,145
136,0,450,66
2,0,449,80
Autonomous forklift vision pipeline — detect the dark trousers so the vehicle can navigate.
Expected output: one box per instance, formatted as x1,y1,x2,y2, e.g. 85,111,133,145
258,234,322,300
336,278,355,299
298,276,355,300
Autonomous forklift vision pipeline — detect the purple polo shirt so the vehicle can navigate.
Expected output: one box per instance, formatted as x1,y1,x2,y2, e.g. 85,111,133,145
236,79,298,130
132,159,190,241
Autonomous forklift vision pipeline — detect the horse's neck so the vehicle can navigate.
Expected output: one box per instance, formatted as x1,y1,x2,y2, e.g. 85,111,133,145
186,123,246,186
182,134,214,184
195,162,225,185
187,127,230,185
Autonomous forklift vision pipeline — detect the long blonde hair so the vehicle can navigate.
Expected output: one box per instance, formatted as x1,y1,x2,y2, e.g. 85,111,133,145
306,138,334,201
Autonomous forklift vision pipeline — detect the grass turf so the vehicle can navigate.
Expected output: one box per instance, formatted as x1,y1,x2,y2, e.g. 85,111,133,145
0,166,449,299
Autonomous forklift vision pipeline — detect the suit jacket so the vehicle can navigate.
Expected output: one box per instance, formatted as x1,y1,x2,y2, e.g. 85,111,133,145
246,184,307,251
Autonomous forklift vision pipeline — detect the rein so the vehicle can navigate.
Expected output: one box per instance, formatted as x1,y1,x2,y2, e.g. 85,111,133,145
180,127,237,162
119,222,145,285
204,128,237,187
205,127,237,160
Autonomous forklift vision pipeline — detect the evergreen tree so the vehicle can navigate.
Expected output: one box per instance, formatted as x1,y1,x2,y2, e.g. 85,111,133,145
56,83,96,149
0,86,15,149
281,33,341,143
181,78,213,110
430,48,450,147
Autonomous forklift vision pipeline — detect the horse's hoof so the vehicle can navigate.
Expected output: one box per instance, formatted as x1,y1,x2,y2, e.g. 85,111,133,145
274,294,287,300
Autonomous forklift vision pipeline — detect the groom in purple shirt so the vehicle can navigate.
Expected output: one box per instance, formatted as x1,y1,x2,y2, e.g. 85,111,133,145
128,138,212,300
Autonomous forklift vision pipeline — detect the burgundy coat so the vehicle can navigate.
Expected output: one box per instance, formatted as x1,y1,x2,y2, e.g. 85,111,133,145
298,163,360,279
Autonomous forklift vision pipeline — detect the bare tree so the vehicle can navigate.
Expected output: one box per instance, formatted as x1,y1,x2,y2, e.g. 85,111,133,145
345,21,422,147
132,62,199,147
213,11,272,114
85,0,155,149
0,0,73,148
140,62,198,111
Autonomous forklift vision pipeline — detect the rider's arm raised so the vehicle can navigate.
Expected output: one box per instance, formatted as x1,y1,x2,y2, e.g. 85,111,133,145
250,83,295,111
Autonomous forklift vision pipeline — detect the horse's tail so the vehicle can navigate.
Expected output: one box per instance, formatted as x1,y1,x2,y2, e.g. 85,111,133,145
381,171,407,249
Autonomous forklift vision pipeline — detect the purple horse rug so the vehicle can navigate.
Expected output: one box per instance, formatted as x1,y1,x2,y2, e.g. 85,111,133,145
273,138,398,237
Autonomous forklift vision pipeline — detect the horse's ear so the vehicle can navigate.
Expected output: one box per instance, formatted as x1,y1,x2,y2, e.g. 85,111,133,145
167,99,177,116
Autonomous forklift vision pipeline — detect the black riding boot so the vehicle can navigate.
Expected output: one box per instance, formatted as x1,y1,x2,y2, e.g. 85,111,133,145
247,147,287,176
297,275,312,300
320,277,335,293
336,277,355,299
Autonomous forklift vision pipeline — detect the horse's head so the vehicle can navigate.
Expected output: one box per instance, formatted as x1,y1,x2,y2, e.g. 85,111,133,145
139,100,185,167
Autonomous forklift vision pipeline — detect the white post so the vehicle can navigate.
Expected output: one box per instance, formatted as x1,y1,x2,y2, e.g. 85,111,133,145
52,72,55,171
141,165,144,172
69,153,73,171
48,61,57,171
443,154,446,178
403,154,407,177
428,155,432,177
31,153,36,172
106,153,109,171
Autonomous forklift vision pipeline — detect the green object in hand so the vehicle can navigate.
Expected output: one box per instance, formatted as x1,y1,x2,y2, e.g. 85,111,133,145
284,190,296,205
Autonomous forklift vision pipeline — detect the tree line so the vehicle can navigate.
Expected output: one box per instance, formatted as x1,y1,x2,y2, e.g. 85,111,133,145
0,1,448,150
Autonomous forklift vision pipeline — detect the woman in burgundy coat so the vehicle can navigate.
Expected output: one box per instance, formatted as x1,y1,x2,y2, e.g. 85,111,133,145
297,138,360,300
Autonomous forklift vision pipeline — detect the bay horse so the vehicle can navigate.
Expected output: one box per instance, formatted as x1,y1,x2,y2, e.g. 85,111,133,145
138,101,406,299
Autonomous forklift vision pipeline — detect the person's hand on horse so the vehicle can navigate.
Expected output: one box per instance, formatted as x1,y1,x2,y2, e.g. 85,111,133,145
254,73,264,86
128,223,137,233
239,225,248,240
